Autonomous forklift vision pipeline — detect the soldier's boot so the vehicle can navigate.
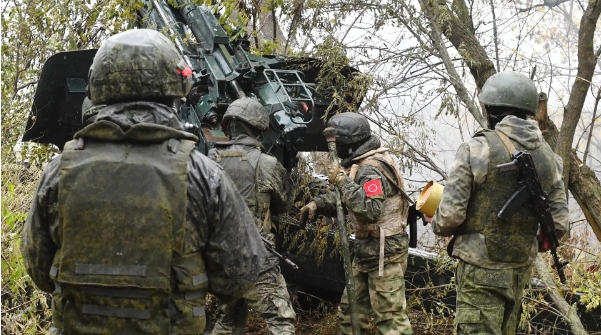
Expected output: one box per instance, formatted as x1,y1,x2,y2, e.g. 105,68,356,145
210,300,248,335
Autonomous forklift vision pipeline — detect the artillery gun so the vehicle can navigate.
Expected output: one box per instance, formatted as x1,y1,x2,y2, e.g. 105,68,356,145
23,0,360,171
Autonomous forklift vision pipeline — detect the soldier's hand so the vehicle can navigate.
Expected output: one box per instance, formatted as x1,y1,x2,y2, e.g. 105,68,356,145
327,164,346,186
299,201,318,228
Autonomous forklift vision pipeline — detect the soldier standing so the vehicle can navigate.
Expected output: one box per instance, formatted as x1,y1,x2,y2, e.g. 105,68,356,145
208,98,297,335
425,71,569,335
300,112,413,335
20,29,266,335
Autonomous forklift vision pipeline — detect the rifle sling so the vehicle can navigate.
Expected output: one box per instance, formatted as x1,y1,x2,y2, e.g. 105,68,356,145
495,130,517,154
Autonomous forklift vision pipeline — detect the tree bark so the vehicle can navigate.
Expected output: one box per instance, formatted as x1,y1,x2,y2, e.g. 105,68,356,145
426,0,496,89
536,97,601,241
554,0,601,190
534,256,588,335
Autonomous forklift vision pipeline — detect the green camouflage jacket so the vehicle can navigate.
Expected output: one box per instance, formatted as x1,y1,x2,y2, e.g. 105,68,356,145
431,116,569,269
313,151,408,272
208,134,295,270
20,102,267,302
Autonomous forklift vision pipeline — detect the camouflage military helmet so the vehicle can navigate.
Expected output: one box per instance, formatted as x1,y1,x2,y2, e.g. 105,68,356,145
478,71,538,115
326,112,371,145
222,98,269,131
88,29,193,105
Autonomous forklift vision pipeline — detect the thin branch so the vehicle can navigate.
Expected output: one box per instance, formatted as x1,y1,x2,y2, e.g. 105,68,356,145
490,0,500,71
419,0,488,129
15,81,38,92
533,255,588,335
517,0,572,12
583,87,601,165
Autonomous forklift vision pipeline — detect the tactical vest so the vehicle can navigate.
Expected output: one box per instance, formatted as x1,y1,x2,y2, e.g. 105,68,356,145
346,148,409,275
211,142,272,238
52,120,208,335
456,130,557,263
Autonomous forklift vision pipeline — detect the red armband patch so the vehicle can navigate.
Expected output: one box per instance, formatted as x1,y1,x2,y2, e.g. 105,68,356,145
363,179,383,198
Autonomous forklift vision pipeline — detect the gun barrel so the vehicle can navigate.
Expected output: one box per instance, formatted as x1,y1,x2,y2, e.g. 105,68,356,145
150,0,194,70
261,237,299,270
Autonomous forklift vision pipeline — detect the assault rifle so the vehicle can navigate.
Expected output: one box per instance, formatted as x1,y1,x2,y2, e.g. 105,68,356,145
262,237,299,270
496,151,568,283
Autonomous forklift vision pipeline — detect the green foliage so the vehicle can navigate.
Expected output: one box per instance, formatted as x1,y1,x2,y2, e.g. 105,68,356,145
312,37,373,117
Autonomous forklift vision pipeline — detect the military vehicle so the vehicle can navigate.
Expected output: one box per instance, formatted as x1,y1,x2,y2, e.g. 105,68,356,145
22,1,600,333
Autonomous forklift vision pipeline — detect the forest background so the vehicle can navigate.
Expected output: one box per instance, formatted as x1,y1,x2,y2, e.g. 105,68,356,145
1,0,600,333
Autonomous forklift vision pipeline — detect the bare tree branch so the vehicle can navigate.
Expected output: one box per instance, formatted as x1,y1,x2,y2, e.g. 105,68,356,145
583,87,601,166
490,0,500,71
419,0,488,129
517,0,572,12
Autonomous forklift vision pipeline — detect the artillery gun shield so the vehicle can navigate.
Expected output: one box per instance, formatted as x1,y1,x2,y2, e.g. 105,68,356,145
23,49,97,149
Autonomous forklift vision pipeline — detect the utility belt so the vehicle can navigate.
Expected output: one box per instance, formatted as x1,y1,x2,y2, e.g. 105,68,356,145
353,221,406,276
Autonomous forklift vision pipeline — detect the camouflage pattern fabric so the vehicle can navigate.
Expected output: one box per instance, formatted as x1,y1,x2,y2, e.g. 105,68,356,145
339,260,412,335
20,102,267,334
455,261,532,335
211,266,295,335
208,134,296,334
88,29,192,105
313,144,412,335
221,98,270,131
454,130,558,263
430,116,569,335
431,116,569,269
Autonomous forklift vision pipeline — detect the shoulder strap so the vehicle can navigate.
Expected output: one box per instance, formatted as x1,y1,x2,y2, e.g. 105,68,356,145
215,151,247,163
494,130,517,153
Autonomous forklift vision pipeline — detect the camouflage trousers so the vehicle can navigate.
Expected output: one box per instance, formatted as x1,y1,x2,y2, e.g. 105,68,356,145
339,260,413,335
211,266,296,335
455,260,533,335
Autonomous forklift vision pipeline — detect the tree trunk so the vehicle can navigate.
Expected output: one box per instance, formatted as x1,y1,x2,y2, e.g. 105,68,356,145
534,256,588,335
536,97,601,241
427,0,496,89
554,0,601,189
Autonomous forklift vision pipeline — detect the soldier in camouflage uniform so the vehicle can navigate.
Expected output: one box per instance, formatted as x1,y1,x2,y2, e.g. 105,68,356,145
20,29,267,335
300,113,413,335
426,71,569,335
208,98,296,335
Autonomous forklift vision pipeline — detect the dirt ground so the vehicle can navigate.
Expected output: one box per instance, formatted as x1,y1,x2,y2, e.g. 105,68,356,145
205,293,454,335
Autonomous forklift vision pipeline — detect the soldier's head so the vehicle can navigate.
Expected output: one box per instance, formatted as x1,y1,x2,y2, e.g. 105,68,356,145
88,29,193,107
222,98,270,140
326,112,371,159
478,71,538,129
